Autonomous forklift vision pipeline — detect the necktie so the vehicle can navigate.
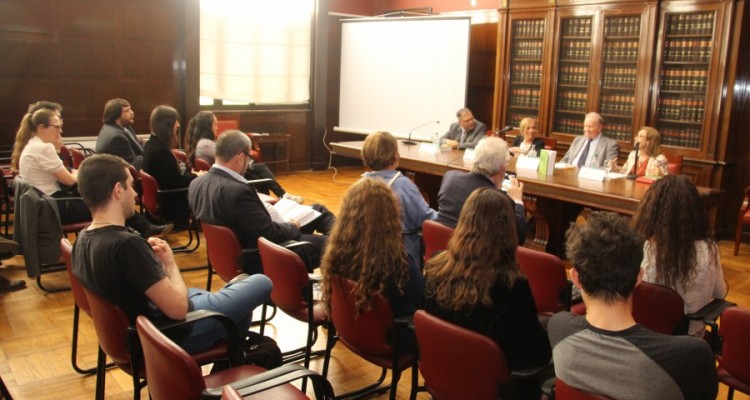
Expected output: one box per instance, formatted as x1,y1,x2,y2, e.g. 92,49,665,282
459,129,466,144
577,139,592,167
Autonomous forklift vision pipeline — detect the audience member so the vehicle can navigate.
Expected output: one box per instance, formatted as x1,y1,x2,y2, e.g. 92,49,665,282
360,131,437,264
143,105,204,226
183,111,303,202
436,137,526,244
509,117,545,157
96,98,145,170
189,130,333,274
633,175,727,336
611,126,668,177
548,211,718,400
72,154,271,353
321,179,424,350
560,112,619,168
440,107,487,150
424,188,551,394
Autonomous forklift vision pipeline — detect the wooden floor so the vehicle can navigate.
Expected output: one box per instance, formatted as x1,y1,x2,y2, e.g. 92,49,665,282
0,165,748,399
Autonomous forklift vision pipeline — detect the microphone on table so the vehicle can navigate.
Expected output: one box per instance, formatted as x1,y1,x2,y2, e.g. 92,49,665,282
498,125,514,134
627,141,640,180
403,120,440,145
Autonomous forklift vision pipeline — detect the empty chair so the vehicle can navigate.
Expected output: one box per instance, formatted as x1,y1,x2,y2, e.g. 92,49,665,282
422,219,453,263
135,315,335,400
516,246,572,317
716,306,750,399
735,185,750,256
664,153,683,175
322,275,415,400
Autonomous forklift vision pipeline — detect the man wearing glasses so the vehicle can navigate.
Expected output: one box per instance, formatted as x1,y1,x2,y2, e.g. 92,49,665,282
440,107,488,150
188,130,334,274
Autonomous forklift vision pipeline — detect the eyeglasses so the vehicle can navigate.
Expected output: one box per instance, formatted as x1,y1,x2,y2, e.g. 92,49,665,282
47,124,63,130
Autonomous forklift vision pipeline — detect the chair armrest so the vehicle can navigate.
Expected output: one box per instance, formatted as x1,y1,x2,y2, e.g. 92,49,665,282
155,310,244,365
510,361,555,381
686,298,736,324
157,187,189,196
246,178,273,187
202,364,335,399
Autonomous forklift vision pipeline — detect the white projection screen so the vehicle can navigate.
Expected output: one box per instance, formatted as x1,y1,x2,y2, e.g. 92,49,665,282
336,16,471,142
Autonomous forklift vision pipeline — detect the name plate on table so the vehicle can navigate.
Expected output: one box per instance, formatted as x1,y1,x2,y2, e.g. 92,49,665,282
463,149,475,161
516,155,540,172
418,143,439,153
578,166,607,182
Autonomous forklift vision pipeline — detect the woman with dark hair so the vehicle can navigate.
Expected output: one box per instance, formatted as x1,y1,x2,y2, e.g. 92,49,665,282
633,175,726,336
183,111,303,202
143,105,205,226
509,117,545,157
424,188,550,379
321,178,424,329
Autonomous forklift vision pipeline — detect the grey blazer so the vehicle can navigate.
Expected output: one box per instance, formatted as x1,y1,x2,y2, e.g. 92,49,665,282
560,134,620,168
440,120,488,150
95,123,144,169
13,179,64,277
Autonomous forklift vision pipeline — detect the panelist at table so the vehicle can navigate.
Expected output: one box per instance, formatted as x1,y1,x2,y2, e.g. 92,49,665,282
440,107,487,150
560,112,619,168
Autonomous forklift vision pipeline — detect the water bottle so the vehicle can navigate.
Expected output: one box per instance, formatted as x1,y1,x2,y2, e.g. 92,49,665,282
432,132,440,147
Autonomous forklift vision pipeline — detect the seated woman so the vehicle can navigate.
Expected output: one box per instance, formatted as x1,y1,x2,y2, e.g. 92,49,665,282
633,175,727,336
612,126,668,177
11,108,165,236
143,105,204,227
360,131,437,265
184,111,303,203
424,188,551,394
321,179,424,350
509,117,545,157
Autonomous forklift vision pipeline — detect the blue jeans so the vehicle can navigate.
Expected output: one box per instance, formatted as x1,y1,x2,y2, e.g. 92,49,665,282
179,274,272,353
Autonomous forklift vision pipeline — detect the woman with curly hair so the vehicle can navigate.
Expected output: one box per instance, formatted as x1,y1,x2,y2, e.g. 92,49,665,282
321,178,424,324
633,175,727,336
183,110,303,202
424,188,550,375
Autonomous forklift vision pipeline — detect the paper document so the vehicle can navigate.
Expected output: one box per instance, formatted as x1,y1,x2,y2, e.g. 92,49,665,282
273,198,321,227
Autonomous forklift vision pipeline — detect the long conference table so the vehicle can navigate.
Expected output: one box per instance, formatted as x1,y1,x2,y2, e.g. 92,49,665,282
331,140,722,256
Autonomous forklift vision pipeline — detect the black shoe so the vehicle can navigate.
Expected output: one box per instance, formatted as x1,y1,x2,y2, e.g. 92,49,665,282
0,237,19,260
0,276,26,293
141,223,174,238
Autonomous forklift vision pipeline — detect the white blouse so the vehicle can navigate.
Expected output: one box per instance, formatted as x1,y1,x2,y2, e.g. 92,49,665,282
19,136,66,195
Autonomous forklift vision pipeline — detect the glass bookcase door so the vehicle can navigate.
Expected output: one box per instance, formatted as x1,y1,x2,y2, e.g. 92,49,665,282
553,16,593,135
505,18,546,128
655,11,716,150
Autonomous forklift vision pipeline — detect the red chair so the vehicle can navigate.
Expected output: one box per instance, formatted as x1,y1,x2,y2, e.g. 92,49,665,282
322,275,415,400
516,246,572,316
664,153,683,175
422,219,453,264
136,315,335,400
734,185,750,256
554,378,615,400
139,170,199,253
69,147,87,169
412,310,508,400
216,119,239,137
716,306,750,399
258,237,327,369
59,145,73,170
193,157,212,172
541,137,557,151
171,148,188,164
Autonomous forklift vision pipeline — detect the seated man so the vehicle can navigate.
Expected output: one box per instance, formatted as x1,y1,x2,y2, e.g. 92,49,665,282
440,107,487,150
436,137,526,245
559,112,619,168
189,130,334,274
547,212,718,400
95,98,144,170
73,154,272,353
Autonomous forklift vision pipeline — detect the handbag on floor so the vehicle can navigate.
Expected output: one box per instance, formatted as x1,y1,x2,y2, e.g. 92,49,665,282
242,331,283,369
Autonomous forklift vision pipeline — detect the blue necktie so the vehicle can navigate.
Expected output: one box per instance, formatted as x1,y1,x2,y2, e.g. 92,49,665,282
577,139,592,167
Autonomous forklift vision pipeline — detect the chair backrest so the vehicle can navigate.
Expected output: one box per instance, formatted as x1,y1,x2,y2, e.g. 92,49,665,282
201,221,244,283
135,316,206,400
414,310,508,400
61,238,91,314
422,220,453,263
541,137,557,151
632,282,686,335
258,237,311,315
664,153,683,175
328,275,394,356
717,307,750,385
516,246,569,315
59,145,73,169
84,286,137,373
216,120,239,137
138,170,161,219
171,149,188,164
193,157,212,172
555,378,615,400
69,147,87,169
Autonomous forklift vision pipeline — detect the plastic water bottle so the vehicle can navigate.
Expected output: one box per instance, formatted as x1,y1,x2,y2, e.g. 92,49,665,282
432,132,440,147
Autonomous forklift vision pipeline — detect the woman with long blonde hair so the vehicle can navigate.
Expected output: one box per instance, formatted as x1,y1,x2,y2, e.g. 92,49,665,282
321,178,423,320
424,188,550,375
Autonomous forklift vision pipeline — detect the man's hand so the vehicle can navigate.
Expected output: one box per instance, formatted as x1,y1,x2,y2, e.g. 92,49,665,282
507,176,524,203
444,139,459,149
148,237,176,271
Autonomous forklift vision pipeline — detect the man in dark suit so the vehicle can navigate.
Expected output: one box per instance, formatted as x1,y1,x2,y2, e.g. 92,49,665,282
188,130,331,274
440,107,488,150
436,136,527,244
95,98,144,170
560,112,620,168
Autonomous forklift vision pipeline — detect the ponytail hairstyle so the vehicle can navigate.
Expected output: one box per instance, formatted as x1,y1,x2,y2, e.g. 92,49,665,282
11,109,56,171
